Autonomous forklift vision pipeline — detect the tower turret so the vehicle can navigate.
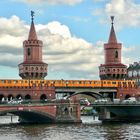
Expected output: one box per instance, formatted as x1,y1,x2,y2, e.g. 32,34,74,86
99,16,127,80
18,11,48,79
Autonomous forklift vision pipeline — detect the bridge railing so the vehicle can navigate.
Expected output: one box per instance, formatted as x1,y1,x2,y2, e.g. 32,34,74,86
0,99,79,106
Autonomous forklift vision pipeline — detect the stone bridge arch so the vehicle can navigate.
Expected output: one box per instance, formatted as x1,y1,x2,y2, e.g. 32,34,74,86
0,109,56,123
67,91,103,99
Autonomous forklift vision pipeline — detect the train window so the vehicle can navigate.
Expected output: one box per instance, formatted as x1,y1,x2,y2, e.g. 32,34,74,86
1,80,5,84
72,81,75,84
107,82,110,84
94,81,97,84
112,82,116,84
79,81,82,84
123,82,126,84
13,80,18,84
83,81,86,84
8,80,11,84
104,81,106,84
86,81,90,84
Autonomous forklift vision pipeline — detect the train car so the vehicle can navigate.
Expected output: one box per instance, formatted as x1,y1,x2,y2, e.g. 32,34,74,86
0,79,136,88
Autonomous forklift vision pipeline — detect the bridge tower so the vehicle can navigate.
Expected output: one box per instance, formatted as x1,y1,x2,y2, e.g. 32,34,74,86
99,16,127,80
18,11,48,79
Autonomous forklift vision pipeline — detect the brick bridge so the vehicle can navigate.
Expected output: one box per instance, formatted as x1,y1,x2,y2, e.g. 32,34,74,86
0,100,81,123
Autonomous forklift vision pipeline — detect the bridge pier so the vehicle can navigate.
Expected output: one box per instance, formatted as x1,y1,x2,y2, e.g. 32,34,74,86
99,107,111,121
55,100,81,123
97,104,140,122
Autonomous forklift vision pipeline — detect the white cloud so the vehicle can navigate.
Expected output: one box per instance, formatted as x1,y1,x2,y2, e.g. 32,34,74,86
93,0,140,28
15,0,83,5
46,21,71,38
93,0,107,2
0,15,104,79
0,15,136,79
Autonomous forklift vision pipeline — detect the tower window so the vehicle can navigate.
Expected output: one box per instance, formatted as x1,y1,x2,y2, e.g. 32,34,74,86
27,48,31,56
115,51,118,58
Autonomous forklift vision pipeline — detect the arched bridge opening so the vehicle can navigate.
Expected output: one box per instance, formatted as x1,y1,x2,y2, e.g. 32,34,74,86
67,91,104,100
0,109,55,123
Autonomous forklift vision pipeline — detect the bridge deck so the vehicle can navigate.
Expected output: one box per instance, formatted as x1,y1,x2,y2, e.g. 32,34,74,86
91,102,140,107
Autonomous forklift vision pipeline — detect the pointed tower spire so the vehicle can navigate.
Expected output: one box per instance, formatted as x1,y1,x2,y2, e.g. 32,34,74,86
99,16,127,80
19,11,48,79
108,16,117,43
28,11,38,40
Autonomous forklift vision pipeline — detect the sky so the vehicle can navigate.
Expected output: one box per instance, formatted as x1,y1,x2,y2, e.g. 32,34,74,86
0,0,140,80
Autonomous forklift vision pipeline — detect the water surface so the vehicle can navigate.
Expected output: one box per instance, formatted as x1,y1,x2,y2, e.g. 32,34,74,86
0,116,139,140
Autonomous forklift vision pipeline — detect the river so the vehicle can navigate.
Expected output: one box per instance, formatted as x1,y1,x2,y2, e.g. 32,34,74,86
0,116,139,140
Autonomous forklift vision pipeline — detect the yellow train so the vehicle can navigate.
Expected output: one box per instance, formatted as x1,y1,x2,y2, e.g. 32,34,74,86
0,79,136,88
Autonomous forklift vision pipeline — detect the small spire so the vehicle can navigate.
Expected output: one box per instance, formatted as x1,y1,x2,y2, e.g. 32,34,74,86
111,16,114,25
28,11,38,40
108,16,117,43
31,10,35,22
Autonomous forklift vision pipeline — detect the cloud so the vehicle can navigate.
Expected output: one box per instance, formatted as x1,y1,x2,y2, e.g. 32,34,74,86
46,21,71,38
0,15,135,79
92,0,140,29
93,0,107,2
0,15,104,79
15,0,83,5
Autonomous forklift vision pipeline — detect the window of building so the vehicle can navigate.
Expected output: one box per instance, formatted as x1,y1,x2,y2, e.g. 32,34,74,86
27,48,31,56
115,51,118,58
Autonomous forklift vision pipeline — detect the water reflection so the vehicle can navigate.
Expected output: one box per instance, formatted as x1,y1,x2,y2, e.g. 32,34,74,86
0,116,140,140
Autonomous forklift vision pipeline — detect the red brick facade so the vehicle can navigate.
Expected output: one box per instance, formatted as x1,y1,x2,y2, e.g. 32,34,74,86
117,86,140,100
99,16,127,80
18,16,48,79
0,86,55,101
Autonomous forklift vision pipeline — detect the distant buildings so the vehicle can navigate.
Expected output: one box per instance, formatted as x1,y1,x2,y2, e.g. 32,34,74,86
127,62,140,83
